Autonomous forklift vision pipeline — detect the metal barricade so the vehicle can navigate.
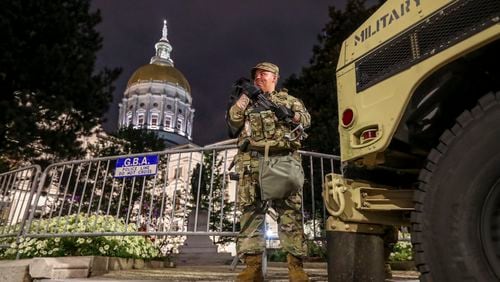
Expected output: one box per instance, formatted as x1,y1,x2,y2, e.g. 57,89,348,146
0,165,41,248
297,150,341,241
24,145,240,240
0,146,340,257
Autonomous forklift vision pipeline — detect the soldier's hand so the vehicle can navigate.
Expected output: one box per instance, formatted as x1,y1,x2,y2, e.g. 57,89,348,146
240,81,261,100
235,94,250,110
234,77,261,100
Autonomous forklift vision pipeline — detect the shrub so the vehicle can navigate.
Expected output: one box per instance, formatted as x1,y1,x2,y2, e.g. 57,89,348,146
266,239,326,262
268,248,287,262
306,240,326,259
0,214,160,260
389,240,413,262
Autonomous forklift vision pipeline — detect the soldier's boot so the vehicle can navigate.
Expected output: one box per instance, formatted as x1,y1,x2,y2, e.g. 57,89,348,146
236,253,263,282
287,254,309,282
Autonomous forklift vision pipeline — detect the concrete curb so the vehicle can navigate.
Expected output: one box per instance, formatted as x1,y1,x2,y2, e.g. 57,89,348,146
0,256,170,282
0,259,32,282
30,256,91,279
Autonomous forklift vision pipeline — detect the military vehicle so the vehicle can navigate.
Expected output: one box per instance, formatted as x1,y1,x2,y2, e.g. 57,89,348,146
323,0,500,281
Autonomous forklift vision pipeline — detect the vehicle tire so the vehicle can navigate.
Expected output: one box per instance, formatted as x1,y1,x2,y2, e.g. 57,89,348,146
412,92,500,281
326,230,385,282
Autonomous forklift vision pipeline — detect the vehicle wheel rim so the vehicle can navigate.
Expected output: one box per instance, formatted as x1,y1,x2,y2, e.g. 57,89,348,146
480,178,500,279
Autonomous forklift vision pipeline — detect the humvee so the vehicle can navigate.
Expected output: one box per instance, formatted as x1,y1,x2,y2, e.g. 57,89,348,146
323,0,500,281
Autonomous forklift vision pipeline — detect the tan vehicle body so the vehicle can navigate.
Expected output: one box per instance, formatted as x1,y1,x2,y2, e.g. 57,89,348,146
337,0,500,164
325,0,500,280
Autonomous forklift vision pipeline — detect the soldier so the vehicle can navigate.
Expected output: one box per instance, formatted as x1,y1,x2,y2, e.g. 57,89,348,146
227,62,311,282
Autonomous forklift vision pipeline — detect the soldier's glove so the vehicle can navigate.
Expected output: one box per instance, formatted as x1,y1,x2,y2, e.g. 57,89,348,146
274,105,295,122
234,77,261,100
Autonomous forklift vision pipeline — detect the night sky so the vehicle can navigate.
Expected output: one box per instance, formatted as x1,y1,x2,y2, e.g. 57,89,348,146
93,0,345,146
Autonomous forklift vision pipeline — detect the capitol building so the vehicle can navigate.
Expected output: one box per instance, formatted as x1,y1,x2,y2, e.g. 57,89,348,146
0,21,281,260
117,20,194,147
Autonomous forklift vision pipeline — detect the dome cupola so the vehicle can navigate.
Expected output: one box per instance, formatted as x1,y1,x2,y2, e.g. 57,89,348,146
118,20,195,146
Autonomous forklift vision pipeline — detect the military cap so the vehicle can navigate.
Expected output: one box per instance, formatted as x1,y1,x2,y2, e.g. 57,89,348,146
251,62,279,79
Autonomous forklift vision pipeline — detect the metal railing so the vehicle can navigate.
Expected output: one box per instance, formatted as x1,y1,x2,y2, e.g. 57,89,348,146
0,145,341,251
0,165,41,247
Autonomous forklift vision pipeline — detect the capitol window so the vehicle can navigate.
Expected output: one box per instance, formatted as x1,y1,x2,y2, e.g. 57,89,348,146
137,113,145,126
150,113,159,128
173,167,182,179
164,111,174,130
126,112,133,127
176,117,183,130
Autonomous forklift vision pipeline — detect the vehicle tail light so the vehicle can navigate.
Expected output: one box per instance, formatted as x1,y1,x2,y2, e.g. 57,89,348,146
341,108,354,128
360,128,378,143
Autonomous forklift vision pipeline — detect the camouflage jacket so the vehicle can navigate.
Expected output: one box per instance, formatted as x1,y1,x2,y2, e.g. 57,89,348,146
228,89,311,152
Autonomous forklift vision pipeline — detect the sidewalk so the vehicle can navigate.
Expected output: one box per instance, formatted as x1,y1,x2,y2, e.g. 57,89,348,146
39,263,420,281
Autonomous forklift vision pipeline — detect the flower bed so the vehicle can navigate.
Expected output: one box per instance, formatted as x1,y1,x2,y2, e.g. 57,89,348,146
389,240,413,262
0,214,160,260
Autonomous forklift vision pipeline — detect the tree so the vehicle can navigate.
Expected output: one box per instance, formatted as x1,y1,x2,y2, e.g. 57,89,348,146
190,150,236,244
54,127,168,225
283,0,381,155
284,0,381,223
0,0,121,170
87,127,167,158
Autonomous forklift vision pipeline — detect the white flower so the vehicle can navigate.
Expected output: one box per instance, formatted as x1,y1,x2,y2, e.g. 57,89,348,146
76,238,85,244
54,238,60,243
86,238,92,243
99,247,105,254
104,245,109,250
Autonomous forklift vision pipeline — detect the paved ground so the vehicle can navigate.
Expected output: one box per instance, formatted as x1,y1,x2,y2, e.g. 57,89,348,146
41,263,420,281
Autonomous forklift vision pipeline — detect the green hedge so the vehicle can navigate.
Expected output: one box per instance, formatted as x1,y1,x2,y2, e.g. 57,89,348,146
389,240,413,262
0,214,159,260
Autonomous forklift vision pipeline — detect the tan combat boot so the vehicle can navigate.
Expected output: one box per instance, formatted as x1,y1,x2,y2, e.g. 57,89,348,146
236,254,263,282
287,254,309,282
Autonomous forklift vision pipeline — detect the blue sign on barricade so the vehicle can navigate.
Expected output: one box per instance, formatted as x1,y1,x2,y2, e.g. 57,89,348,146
114,155,159,178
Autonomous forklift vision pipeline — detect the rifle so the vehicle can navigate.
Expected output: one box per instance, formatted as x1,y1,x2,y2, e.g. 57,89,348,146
233,78,306,141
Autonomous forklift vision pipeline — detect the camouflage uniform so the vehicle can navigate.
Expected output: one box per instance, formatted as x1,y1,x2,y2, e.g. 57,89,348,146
228,86,311,258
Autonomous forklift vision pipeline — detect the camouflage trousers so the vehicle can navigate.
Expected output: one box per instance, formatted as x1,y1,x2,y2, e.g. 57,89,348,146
235,151,307,258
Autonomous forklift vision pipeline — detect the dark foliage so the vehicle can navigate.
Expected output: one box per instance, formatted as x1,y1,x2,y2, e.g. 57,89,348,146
283,0,381,155
0,0,121,170
284,0,381,219
88,126,167,158
190,150,236,244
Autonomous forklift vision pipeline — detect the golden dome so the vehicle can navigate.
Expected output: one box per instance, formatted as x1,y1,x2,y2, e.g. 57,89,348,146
127,63,191,92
